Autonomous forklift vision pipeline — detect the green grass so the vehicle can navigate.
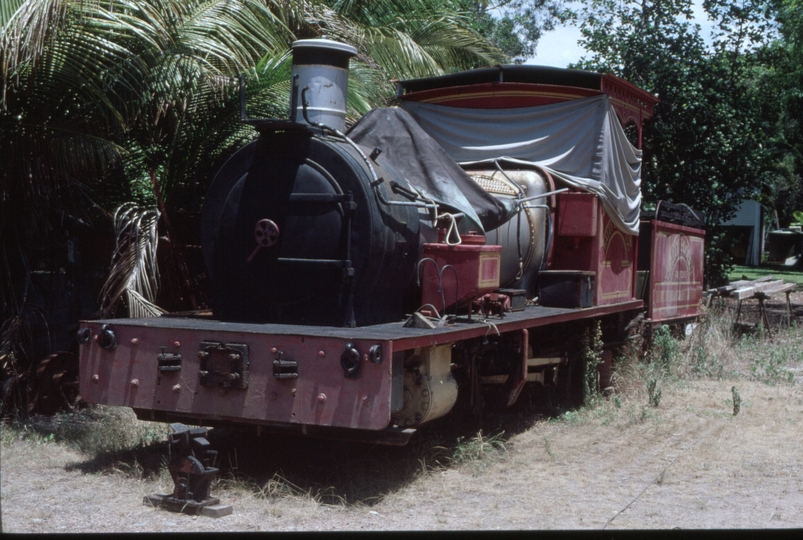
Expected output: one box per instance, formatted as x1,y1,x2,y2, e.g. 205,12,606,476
728,264,803,285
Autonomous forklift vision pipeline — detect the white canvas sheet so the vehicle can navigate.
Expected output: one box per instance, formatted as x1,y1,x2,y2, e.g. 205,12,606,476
400,95,642,234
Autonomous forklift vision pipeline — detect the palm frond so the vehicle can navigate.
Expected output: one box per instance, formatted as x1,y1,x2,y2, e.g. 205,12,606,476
100,203,163,317
1,0,71,78
124,288,167,318
0,304,49,373
0,0,25,31
319,0,505,78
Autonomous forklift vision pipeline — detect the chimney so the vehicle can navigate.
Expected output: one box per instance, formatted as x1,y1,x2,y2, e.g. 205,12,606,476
290,39,357,132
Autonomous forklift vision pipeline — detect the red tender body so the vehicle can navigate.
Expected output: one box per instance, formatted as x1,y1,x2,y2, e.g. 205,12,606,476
550,192,638,307
641,218,706,323
420,234,503,314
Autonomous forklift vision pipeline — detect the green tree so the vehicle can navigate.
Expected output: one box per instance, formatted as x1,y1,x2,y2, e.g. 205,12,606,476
572,0,777,285
455,1,571,62
760,0,803,226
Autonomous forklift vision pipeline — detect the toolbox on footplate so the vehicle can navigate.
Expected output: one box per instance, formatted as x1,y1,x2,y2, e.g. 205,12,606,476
537,270,595,308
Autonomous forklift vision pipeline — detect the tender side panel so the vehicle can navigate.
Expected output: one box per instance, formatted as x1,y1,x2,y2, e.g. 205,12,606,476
79,323,393,430
551,193,636,307
648,221,706,322
597,210,636,306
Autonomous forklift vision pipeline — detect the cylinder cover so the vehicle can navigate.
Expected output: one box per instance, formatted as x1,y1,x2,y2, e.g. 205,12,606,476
391,345,458,427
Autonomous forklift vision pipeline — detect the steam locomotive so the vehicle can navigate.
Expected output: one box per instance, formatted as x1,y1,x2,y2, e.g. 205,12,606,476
78,40,705,445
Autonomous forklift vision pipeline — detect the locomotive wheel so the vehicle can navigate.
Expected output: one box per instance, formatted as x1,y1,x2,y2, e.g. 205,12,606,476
28,351,81,415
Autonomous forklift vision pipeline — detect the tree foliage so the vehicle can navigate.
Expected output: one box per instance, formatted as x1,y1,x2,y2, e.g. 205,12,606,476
572,0,784,285
456,1,572,62
760,0,803,226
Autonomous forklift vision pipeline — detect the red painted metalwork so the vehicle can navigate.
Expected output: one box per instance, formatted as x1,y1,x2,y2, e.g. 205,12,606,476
599,75,658,147
420,234,502,313
551,193,637,306
500,329,528,408
557,192,598,237
398,82,600,109
645,220,706,322
78,298,644,433
79,323,394,431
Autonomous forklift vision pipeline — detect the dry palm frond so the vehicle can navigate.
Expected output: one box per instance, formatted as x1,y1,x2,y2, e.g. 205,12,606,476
124,288,167,318
100,203,164,318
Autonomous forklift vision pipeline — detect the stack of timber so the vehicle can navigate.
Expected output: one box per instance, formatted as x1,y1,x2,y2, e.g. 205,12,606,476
707,276,797,334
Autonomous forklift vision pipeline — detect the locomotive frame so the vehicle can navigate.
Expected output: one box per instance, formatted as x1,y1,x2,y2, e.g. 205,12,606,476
78,41,705,447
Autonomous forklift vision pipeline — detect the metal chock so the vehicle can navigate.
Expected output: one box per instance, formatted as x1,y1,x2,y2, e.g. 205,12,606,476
144,423,232,518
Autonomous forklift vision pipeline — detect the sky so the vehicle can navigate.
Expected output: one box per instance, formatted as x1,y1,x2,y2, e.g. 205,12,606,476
527,24,585,68
526,1,716,68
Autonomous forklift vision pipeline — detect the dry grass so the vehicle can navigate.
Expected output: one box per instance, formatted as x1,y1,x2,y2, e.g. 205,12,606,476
611,301,803,409
3,297,803,531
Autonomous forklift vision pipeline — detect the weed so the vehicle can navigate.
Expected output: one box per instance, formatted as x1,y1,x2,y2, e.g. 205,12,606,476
650,325,678,377
450,430,506,465
731,386,741,416
1,419,63,447
648,379,662,407
749,347,796,385
1,405,170,474
48,406,169,458
543,435,556,461
581,320,604,406
257,473,329,503
690,344,724,379
556,410,582,425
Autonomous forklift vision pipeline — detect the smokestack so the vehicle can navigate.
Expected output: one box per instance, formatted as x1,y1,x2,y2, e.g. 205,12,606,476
290,39,358,132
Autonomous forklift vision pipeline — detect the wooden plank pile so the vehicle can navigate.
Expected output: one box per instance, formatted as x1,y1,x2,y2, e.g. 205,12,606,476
711,276,796,300
706,276,797,336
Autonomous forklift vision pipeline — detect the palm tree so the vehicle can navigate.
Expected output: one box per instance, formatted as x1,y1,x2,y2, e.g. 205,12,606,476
323,0,504,79
0,0,505,413
1,0,295,410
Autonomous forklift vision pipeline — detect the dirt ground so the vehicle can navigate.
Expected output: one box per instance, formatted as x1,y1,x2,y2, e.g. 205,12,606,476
3,290,803,532
3,378,803,532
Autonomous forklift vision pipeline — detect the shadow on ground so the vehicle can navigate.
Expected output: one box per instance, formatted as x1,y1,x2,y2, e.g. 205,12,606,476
51,386,578,505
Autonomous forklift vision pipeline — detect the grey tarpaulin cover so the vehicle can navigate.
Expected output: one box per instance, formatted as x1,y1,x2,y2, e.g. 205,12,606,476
400,94,642,235
346,107,518,233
